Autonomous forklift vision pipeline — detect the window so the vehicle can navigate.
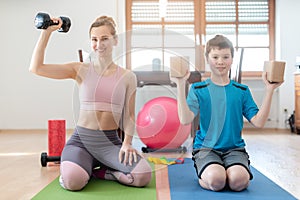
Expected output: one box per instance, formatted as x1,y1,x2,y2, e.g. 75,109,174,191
126,0,275,76
126,0,200,72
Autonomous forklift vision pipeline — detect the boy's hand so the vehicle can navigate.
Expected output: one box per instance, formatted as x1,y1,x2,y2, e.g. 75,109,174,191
262,72,283,91
170,71,190,87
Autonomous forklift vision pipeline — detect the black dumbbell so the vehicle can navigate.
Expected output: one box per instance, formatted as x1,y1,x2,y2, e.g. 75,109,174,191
40,152,61,167
34,12,71,33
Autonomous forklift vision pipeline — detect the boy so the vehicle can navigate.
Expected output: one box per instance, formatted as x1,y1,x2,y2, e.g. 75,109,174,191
171,35,282,191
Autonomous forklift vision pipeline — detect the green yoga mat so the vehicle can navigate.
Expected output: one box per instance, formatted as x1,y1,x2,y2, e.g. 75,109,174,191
32,171,156,200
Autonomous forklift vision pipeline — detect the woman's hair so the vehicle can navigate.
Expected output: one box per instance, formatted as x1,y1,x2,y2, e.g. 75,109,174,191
205,35,234,58
89,16,117,37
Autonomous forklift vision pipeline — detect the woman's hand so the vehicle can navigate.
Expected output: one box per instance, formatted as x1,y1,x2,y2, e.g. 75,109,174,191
119,143,139,166
45,17,63,32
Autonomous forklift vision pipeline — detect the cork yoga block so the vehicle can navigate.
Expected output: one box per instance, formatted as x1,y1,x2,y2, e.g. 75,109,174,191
170,56,189,78
264,61,286,83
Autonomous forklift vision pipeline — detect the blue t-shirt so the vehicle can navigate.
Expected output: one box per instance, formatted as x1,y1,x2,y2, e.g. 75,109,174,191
187,79,259,152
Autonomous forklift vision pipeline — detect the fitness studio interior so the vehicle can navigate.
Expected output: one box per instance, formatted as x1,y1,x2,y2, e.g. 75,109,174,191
1,0,300,199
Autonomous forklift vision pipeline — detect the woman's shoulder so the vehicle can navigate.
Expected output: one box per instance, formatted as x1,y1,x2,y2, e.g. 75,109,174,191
75,62,90,83
119,67,136,78
118,67,137,87
76,62,90,69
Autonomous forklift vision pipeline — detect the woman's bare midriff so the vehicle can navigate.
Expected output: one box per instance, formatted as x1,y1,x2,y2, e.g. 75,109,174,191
77,110,120,130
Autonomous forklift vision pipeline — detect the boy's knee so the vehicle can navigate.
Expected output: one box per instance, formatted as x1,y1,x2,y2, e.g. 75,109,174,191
200,177,226,191
227,166,250,191
228,176,249,191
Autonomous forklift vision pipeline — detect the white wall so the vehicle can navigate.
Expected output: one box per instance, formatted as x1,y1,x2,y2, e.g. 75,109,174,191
0,0,119,129
0,0,298,130
276,0,300,129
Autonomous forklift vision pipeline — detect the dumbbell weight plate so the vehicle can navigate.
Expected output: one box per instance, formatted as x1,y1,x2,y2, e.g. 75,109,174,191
41,152,48,167
34,12,71,33
34,13,52,29
58,16,71,33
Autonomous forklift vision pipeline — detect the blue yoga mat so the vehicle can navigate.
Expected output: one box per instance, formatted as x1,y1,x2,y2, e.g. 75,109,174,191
168,158,297,200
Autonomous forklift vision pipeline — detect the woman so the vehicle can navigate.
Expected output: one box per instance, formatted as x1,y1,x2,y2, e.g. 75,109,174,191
30,15,152,191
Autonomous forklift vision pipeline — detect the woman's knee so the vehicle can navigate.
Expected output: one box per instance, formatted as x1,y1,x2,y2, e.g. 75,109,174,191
131,170,152,187
131,158,152,187
60,161,90,191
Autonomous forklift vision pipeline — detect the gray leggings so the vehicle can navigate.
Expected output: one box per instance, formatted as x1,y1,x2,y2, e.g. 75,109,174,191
61,126,142,176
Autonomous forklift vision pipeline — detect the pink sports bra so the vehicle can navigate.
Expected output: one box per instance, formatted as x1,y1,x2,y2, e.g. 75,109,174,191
79,64,126,114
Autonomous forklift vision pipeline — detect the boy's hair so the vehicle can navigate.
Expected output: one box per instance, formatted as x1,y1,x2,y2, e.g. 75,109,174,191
205,35,234,58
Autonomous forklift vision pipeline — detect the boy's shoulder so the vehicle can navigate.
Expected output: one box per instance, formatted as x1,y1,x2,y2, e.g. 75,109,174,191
192,79,210,90
191,79,249,91
231,81,248,91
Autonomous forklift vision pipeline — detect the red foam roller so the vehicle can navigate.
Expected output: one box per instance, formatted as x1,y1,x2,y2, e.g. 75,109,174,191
48,119,66,157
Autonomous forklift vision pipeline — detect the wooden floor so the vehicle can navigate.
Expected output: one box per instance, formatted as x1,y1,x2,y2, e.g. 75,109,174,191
0,128,299,200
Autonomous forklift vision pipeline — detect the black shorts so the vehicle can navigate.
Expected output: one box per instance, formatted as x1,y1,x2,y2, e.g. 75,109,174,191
192,148,253,180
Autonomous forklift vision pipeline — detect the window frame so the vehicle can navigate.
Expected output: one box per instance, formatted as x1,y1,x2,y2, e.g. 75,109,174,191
126,0,275,78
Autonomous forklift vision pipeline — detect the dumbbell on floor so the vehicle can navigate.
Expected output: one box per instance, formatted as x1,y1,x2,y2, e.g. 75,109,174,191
40,152,61,167
34,12,71,33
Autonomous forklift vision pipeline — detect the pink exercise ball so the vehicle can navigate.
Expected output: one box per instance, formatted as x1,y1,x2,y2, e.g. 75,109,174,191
136,97,191,149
